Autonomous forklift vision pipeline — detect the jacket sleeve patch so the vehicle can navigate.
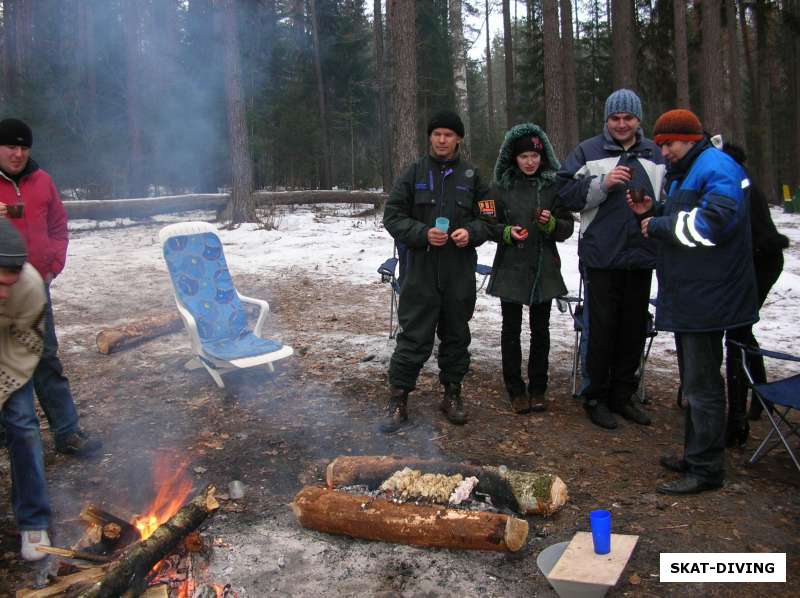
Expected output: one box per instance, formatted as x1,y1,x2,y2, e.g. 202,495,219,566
478,199,496,217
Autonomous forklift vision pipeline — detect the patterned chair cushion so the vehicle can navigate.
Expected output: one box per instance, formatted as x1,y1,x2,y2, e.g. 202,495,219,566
163,232,283,360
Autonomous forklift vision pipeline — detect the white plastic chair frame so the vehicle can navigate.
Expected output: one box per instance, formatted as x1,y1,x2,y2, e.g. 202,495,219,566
159,221,293,388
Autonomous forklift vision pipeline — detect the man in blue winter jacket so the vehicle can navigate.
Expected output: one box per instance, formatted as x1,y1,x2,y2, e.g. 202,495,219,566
557,89,666,430
628,109,758,495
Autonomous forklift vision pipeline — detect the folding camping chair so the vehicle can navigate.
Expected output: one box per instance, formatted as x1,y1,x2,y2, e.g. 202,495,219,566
378,243,492,339
729,340,800,473
560,274,657,403
160,221,293,388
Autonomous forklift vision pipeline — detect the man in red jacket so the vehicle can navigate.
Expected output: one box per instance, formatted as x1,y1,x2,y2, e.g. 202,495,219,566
0,118,101,456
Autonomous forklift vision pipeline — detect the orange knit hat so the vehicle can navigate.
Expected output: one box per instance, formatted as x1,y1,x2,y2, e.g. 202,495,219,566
652,109,703,146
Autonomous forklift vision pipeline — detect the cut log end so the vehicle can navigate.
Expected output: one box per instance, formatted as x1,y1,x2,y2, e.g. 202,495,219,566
548,476,569,515
504,517,529,552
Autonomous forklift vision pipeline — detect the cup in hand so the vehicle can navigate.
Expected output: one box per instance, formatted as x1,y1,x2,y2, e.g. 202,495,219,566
435,216,450,233
589,509,611,555
629,188,647,204
5,203,23,218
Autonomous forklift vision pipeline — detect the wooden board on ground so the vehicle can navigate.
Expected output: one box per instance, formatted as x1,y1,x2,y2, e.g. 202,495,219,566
548,532,639,587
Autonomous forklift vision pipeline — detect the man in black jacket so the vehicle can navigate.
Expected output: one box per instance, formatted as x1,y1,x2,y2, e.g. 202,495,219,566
380,110,489,433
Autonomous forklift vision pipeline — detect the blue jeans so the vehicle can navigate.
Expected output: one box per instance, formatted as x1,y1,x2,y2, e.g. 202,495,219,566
1,381,51,530
34,284,79,440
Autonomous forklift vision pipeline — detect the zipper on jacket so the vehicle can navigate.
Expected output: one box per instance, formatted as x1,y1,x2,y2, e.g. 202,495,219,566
0,170,22,198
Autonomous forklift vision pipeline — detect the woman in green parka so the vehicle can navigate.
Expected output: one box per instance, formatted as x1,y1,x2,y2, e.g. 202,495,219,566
484,123,574,414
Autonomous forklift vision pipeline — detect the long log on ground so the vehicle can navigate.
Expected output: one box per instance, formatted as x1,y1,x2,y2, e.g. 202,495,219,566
78,485,219,598
96,313,183,354
292,486,528,552
64,190,388,221
326,455,568,516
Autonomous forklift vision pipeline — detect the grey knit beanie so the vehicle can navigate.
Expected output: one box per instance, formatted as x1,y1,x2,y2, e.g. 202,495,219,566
0,217,27,269
604,89,642,121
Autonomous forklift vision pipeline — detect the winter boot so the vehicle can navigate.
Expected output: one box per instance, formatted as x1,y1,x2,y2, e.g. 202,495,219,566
440,383,467,425
529,391,547,413
379,387,409,434
584,400,617,430
611,400,651,426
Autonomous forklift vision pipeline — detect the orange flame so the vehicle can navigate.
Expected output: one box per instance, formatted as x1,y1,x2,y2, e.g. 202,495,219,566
133,454,193,540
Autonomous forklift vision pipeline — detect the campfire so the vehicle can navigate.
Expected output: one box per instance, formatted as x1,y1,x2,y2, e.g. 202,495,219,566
17,457,228,598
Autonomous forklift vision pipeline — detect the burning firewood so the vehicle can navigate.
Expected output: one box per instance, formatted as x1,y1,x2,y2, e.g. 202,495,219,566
15,566,109,598
95,313,183,354
79,505,140,550
326,455,568,516
34,546,113,563
77,485,219,598
292,486,528,552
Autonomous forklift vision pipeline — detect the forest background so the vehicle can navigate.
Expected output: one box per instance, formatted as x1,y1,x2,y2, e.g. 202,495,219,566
1,0,798,220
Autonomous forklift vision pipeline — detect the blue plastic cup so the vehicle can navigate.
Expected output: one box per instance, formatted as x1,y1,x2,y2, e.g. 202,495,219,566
435,217,450,232
589,509,611,555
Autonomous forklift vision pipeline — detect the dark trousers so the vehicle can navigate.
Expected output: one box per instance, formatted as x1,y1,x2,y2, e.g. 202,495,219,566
34,284,79,441
676,331,726,483
725,252,783,425
500,300,552,396
388,285,476,391
583,268,652,408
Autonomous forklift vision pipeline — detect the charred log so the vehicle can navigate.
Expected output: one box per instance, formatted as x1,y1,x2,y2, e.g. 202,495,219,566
292,486,528,552
78,485,219,598
326,455,568,516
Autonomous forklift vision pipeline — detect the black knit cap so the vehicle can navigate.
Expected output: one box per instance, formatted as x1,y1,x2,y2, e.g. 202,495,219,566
0,118,33,148
427,110,465,138
512,134,544,158
0,217,27,269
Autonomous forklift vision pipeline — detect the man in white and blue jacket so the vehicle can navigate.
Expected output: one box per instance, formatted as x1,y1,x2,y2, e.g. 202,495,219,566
557,90,666,430
629,109,758,495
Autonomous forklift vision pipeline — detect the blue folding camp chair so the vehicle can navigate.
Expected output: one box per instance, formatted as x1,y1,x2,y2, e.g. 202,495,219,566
729,340,800,473
160,222,293,388
378,243,492,339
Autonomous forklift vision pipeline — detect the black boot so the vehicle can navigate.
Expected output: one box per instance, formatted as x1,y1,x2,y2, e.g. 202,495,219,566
440,383,467,425
584,400,617,430
379,387,409,434
611,401,652,426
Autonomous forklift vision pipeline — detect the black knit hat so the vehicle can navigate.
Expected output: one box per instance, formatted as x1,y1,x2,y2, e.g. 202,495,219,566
512,134,545,158
0,217,27,269
427,110,465,138
0,118,33,148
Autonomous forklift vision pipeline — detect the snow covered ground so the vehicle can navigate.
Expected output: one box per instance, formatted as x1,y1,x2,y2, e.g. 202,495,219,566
59,203,800,378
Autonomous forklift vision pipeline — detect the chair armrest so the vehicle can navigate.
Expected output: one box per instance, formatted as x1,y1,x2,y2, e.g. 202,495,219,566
728,340,800,363
237,292,270,337
174,300,203,355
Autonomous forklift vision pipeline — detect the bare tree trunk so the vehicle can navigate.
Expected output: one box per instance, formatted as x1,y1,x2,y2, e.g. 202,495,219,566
449,0,471,153
754,0,777,200
485,0,495,140
309,0,332,188
217,0,256,222
542,0,566,158
791,0,800,189
725,0,746,147
373,0,393,187
76,0,97,126
123,1,146,197
611,0,635,89
700,0,725,136
560,0,579,153
387,0,418,172
502,0,516,127
674,0,690,107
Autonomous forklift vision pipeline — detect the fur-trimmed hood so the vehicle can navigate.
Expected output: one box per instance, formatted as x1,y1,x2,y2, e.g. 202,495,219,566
493,123,561,191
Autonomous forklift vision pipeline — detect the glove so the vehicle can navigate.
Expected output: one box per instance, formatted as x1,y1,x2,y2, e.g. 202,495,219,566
503,225,515,245
537,215,556,235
